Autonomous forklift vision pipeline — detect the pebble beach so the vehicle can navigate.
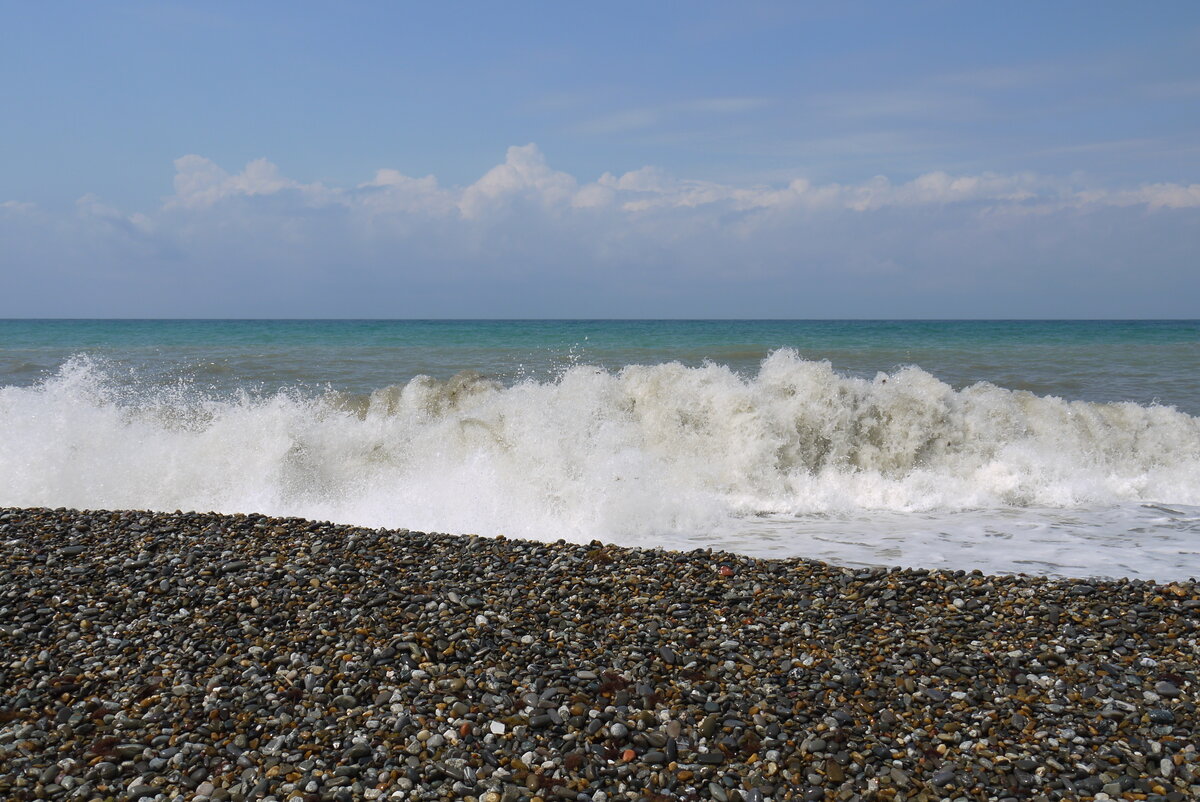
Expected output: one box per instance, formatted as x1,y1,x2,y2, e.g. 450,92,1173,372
1,508,1198,802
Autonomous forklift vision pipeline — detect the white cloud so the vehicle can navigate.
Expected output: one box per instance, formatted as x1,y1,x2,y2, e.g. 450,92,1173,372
586,167,1041,214
1076,183,1200,210
2,144,1196,317
458,144,579,217
356,170,455,216
146,145,1198,225
169,155,332,208
76,193,155,237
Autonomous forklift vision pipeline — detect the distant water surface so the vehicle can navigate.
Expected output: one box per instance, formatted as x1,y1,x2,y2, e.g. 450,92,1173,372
1,320,1197,579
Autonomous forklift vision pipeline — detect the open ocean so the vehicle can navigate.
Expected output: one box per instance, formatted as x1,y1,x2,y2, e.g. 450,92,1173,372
1,319,1197,580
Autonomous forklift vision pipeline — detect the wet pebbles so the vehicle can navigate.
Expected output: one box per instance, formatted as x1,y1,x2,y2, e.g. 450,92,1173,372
1,507,1198,801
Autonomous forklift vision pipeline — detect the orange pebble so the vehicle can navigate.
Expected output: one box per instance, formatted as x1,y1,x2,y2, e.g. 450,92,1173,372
622,749,636,762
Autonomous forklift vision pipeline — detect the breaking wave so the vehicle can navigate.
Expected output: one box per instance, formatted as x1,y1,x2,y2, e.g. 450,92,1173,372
2,352,1198,577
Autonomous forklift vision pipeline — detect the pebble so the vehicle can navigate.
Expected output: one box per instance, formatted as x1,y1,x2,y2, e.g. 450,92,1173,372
933,767,957,786
0,507,1197,802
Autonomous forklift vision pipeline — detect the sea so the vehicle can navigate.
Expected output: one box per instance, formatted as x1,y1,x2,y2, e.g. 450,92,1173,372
1,319,1198,580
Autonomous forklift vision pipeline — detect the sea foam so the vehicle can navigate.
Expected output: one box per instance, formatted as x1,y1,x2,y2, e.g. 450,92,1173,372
2,351,1198,578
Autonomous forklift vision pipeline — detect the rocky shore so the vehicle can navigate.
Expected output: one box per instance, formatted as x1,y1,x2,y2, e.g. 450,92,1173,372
1,508,1197,802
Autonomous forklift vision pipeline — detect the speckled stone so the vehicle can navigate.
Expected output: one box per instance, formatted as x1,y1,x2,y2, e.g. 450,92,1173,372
0,506,1198,802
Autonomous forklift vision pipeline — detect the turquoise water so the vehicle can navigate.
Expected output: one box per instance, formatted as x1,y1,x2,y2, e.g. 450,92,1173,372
2,319,1198,412
1,319,1198,578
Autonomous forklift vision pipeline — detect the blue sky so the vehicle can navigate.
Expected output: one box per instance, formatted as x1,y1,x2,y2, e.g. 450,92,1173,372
2,1,1198,317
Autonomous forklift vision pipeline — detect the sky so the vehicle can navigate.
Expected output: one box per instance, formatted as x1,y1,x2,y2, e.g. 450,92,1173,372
2,1,1198,318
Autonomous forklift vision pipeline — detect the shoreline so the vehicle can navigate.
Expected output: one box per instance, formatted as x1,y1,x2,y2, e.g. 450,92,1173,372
1,507,1197,801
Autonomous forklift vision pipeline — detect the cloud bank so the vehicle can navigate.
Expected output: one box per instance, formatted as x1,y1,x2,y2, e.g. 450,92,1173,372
3,145,1198,317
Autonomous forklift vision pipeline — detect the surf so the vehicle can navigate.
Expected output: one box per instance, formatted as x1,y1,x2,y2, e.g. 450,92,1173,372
2,350,1197,578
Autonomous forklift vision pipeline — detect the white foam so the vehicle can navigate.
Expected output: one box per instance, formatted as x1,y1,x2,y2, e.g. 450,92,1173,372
2,352,1198,579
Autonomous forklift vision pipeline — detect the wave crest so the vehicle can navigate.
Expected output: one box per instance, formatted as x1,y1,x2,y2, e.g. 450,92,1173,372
2,351,1197,545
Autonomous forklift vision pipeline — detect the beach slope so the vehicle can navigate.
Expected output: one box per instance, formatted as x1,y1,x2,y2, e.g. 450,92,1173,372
1,508,1197,801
